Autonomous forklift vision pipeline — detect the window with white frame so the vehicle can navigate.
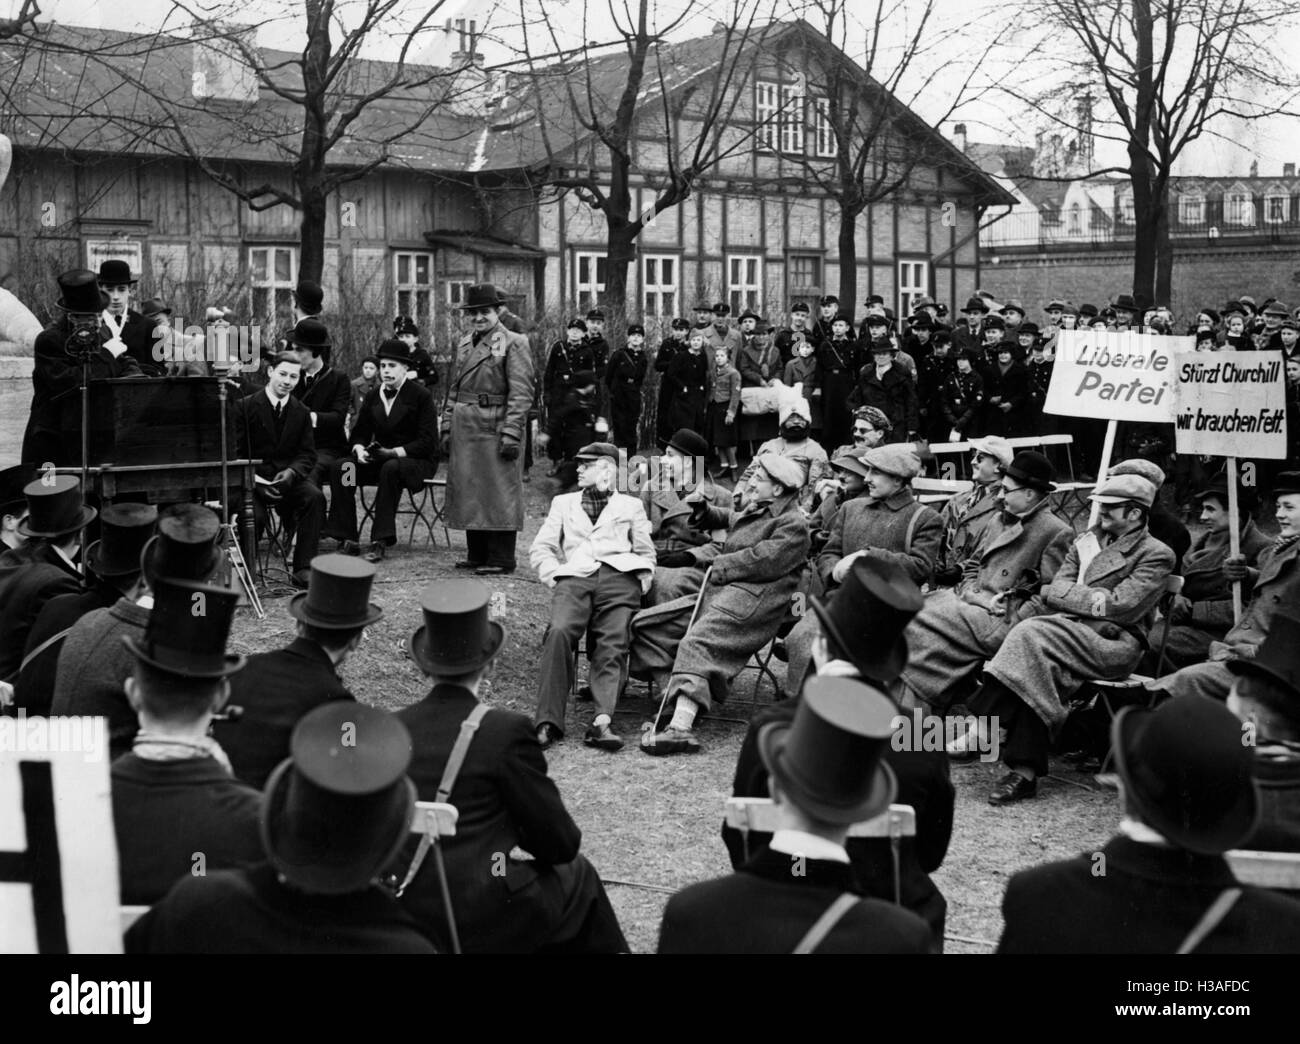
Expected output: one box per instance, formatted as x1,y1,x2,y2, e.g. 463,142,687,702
780,82,804,154
249,246,296,322
394,251,434,330
727,255,763,315
574,251,607,311
812,97,837,158
1225,190,1255,227
1179,194,1205,225
755,80,778,151
642,255,678,316
897,259,929,319
1265,193,1290,224
1119,194,1136,223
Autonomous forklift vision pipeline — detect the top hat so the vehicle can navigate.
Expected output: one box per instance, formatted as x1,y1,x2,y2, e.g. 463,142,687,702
962,296,989,313
376,338,414,366
575,442,620,464
261,702,415,895
810,555,924,684
1113,695,1259,855
289,554,384,630
626,323,645,336
394,315,419,337
18,475,97,539
667,428,709,459
1113,293,1137,311
1229,612,1300,700
140,504,222,586
457,283,508,310
86,503,158,579
97,259,138,285
288,318,332,351
139,297,172,320
1004,451,1056,494
586,308,606,321
670,317,692,330
293,280,324,314
56,268,110,313
757,676,899,824
123,576,246,679
711,302,731,317
0,463,36,518
1195,474,1258,514
408,579,506,676
790,301,811,314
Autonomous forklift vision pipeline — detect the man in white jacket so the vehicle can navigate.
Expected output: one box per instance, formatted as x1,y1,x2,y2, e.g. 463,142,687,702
532,443,656,752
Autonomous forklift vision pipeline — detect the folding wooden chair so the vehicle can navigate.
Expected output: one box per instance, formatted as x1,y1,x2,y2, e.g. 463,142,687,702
1225,850,1300,893
394,801,461,952
401,477,451,548
723,797,917,903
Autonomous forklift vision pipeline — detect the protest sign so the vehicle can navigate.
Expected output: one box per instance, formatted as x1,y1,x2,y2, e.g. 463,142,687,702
1173,352,1288,459
1045,329,1183,422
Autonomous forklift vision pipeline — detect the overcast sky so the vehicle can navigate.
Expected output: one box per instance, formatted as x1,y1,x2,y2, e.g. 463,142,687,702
11,0,1300,177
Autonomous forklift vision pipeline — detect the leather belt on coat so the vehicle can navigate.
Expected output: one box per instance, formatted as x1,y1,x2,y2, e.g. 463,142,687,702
457,394,508,407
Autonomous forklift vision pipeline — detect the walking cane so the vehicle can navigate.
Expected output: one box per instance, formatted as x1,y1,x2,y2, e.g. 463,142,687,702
646,564,713,747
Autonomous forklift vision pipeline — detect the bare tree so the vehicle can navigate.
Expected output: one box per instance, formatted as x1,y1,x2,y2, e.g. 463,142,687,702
1000,0,1300,305
509,0,777,316
0,0,39,41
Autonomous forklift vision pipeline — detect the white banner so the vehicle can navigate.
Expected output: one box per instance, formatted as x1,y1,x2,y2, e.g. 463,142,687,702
1045,329,1183,423
1173,352,1288,459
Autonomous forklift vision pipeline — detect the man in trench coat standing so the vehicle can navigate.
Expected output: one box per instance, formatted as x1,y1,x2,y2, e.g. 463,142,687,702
442,284,536,574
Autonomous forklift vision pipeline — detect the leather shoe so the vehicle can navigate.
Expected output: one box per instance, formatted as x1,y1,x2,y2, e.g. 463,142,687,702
988,771,1037,806
290,569,311,590
337,540,361,556
363,542,387,563
640,725,700,756
583,722,624,752
475,564,516,576
536,723,561,749
454,560,484,570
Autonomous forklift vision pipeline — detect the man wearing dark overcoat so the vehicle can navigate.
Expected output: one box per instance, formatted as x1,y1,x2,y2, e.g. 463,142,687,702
290,317,354,490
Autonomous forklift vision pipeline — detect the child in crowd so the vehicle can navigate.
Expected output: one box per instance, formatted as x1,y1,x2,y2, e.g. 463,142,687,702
708,345,742,475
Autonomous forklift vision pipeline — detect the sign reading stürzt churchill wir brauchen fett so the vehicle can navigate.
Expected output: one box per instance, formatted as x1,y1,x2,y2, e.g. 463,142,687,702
1173,352,1288,459
1045,330,1183,422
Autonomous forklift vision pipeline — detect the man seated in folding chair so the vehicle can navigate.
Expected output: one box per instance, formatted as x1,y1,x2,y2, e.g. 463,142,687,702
933,435,1013,586
628,454,811,756
723,558,956,951
1141,474,1271,674
998,695,1300,954
530,442,655,753
898,451,1073,716
234,351,326,589
397,579,627,953
963,469,1175,807
1227,612,1300,853
658,676,932,953
127,703,437,954
1150,471,1300,703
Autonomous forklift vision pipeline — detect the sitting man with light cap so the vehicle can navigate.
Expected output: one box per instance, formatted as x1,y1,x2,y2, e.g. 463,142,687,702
962,467,1175,806
630,453,811,756
658,675,932,953
127,702,437,954
998,695,1300,953
933,435,1013,586
531,442,655,753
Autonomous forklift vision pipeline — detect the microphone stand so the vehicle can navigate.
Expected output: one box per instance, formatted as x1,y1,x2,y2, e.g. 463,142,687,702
216,371,264,618
78,352,90,570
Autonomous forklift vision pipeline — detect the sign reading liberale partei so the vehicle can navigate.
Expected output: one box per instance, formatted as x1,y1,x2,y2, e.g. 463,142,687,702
1173,351,1288,460
1044,329,1183,423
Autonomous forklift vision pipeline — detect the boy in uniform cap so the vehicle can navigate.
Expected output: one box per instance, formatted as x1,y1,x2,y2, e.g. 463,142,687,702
705,301,743,361
14,502,156,716
531,443,655,752
630,454,811,755
998,695,1300,953
326,337,439,563
653,318,692,448
605,323,648,450
543,319,595,460
128,702,437,954
52,504,224,757
811,294,840,344
215,554,382,788
933,435,1014,585
111,577,262,905
815,311,862,449
658,676,932,953
397,579,627,952
584,308,611,419
939,347,985,442
963,468,1175,805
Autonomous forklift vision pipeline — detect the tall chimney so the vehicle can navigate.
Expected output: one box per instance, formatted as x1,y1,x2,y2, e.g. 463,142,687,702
1284,162,1294,178
953,123,967,153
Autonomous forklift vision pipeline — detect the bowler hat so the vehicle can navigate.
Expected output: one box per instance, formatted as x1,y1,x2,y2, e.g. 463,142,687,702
1089,473,1157,509
97,259,138,285
1113,293,1137,311
962,296,989,313
261,702,416,895
288,317,332,351
457,283,508,310
0,463,36,518
1113,695,1259,855
123,576,246,678
1229,612,1300,699
56,268,110,313
288,554,383,630
1195,474,1258,514
757,676,898,824
86,503,157,578
576,442,620,464
626,323,645,337
376,338,414,366
1271,471,1300,497
969,435,1014,469
139,297,172,319
408,579,506,675
293,280,324,315
18,475,97,539
811,555,923,684
140,504,222,586
667,428,709,459
1004,451,1056,494
755,453,806,491
862,444,922,480
394,315,419,337
711,302,731,317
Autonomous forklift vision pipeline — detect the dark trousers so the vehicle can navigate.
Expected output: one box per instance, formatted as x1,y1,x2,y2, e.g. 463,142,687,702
326,456,436,545
968,676,1051,776
465,530,518,568
253,479,325,571
534,566,642,733
308,448,342,493
535,856,629,954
